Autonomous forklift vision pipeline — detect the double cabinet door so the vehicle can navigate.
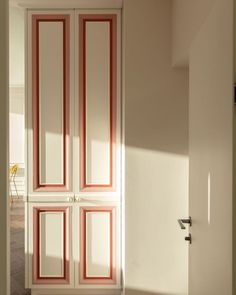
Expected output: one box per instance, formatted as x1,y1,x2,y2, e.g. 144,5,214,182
26,9,121,290
28,203,119,289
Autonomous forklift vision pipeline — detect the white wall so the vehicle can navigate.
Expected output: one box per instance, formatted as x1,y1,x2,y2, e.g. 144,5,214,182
189,0,233,293
234,107,236,295
172,0,215,66
9,86,24,164
233,0,236,294
234,106,236,295
0,0,9,293
9,6,25,86
9,6,25,173
123,0,189,294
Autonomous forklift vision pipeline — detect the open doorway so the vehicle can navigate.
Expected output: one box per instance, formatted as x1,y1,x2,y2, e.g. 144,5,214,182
9,3,122,295
9,5,28,295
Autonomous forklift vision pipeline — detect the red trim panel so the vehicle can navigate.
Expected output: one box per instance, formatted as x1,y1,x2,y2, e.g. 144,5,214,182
79,206,116,285
33,207,70,284
79,14,117,192
32,15,70,192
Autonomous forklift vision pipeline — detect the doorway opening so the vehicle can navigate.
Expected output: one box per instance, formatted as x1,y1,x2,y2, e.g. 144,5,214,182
9,5,27,295
9,4,123,295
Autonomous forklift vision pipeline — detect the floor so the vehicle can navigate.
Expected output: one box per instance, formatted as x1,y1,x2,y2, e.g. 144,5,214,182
11,197,30,295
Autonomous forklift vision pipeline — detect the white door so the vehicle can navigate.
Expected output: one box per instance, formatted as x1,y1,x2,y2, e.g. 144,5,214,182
73,10,121,289
188,0,233,294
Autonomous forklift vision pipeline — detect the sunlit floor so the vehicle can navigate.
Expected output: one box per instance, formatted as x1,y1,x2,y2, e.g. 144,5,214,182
10,197,30,295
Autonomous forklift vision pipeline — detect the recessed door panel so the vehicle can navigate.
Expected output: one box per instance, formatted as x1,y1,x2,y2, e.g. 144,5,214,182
79,14,117,191
32,206,71,285
39,212,64,277
79,206,116,285
39,21,64,185
32,14,71,191
86,21,110,186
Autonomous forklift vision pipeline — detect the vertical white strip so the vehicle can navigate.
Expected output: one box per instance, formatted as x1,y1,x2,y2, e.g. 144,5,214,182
39,212,64,277
86,21,111,185
86,211,111,277
38,21,64,185
121,7,125,293
0,0,9,293
208,172,211,225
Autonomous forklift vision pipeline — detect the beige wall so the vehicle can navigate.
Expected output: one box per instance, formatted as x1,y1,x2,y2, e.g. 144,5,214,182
9,87,25,165
0,0,9,294
234,0,236,294
172,0,215,66
234,107,236,295
9,6,25,86
9,7,25,167
123,0,189,294
189,0,233,293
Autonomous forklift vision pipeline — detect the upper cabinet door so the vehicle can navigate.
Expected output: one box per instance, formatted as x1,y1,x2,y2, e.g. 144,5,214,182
27,9,121,200
27,11,74,196
75,10,121,195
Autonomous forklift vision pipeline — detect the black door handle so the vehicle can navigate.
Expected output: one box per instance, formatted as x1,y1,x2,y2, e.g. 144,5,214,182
185,234,192,244
178,216,192,229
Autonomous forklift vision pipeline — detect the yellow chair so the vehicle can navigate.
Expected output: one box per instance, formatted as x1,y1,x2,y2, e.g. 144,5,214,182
9,164,19,203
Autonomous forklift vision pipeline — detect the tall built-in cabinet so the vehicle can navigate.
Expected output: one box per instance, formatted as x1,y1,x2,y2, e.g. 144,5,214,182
25,9,121,295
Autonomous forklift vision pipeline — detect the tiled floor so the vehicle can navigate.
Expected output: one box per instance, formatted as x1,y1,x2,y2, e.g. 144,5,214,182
10,198,30,295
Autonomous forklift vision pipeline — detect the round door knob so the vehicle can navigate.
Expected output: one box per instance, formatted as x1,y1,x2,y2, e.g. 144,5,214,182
75,196,81,202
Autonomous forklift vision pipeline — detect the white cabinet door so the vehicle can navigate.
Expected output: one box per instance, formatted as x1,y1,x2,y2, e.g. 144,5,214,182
28,203,73,288
74,203,120,289
73,10,121,290
74,9,121,199
26,9,122,292
27,10,74,201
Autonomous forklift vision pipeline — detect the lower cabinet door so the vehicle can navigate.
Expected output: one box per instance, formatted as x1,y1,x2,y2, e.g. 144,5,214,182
74,204,120,289
27,203,120,290
28,203,73,288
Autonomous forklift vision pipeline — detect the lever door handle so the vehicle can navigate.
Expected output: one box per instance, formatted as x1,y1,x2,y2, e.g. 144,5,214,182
178,216,192,229
185,234,192,244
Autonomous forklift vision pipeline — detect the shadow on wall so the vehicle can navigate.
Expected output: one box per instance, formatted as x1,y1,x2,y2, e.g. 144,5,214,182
24,254,180,295
123,1,189,295
124,0,189,157
23,251,184,295
22,2,189,295
25,253,116,288
125,288,183,295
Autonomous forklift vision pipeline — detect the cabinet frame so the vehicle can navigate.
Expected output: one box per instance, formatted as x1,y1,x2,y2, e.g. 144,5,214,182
26,8,122,294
